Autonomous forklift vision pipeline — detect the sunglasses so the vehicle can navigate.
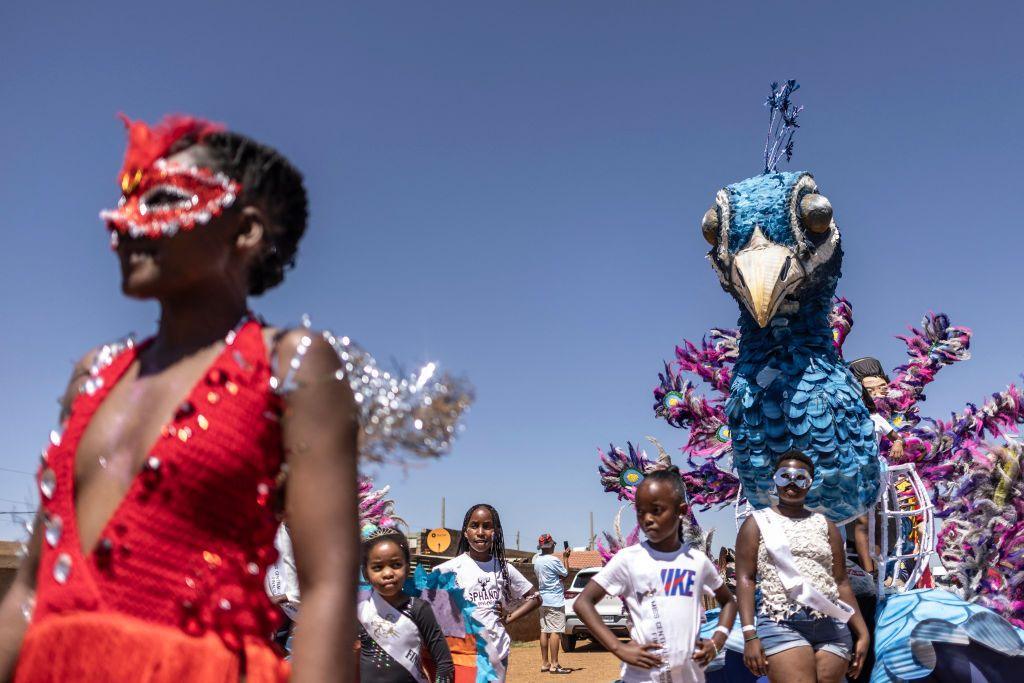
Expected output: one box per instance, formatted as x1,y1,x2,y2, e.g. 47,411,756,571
773,467,813,490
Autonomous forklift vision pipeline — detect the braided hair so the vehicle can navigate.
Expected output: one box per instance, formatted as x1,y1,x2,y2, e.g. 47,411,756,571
168,131,309,296
643,465,688,506
638,466,690,541
456,503,512,602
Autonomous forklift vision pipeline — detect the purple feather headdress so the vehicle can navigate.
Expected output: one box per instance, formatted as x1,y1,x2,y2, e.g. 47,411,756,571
359,476,404,538
598,442,655,502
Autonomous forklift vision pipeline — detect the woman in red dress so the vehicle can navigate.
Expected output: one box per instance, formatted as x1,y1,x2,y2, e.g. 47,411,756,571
0,115,360,682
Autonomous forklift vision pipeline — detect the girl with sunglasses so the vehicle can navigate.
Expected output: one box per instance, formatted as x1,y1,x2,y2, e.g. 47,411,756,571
734,451,870,683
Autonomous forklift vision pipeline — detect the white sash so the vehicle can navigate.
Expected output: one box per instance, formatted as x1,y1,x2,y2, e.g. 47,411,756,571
357,590,428,683
752,508,854,623
265,525,300,620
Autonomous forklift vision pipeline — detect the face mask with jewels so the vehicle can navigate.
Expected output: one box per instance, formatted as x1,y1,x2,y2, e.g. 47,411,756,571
98,114,238,243
773,466,813,490
101,159,239,241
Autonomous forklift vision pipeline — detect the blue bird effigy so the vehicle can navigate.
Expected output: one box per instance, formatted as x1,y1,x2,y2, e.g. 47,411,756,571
700,81,879,522
595,84,1024,681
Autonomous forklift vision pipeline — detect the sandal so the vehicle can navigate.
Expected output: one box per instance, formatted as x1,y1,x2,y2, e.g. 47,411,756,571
550,666,571,674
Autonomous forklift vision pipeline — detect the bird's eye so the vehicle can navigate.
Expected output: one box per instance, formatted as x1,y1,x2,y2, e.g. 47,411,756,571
799,193,833,234
702,206,720,246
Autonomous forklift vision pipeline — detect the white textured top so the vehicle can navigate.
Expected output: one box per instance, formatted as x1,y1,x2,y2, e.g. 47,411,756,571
757,511,838,621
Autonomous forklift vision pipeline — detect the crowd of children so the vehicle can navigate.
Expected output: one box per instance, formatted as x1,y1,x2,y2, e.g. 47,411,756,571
348,362,901,683
350,483,737,683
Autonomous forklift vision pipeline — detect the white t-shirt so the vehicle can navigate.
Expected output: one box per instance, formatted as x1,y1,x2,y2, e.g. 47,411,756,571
595,542,723,683
871,413,895,441
433,553,534,662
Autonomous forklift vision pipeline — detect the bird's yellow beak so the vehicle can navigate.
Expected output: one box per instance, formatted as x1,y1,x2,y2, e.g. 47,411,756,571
731,227,804,328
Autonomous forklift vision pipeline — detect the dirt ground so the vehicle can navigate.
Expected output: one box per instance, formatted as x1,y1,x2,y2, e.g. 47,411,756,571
506,639,624,682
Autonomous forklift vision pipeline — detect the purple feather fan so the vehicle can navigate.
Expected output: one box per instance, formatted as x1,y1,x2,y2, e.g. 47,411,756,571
874,313,972,429
358,476,403,537
935,443,1024,627
681,460,742,511
598,442,654,502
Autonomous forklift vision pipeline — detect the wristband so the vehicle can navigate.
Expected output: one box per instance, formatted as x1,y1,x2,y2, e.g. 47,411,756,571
714,625,730,637
741,625,756,633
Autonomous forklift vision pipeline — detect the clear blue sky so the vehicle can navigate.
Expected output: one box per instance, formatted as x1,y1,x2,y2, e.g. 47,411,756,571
2,2,1022,553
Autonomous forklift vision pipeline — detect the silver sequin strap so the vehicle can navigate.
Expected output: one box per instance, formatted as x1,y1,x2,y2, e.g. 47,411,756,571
78,335,136,396
269,314,474,462
268,320,316,395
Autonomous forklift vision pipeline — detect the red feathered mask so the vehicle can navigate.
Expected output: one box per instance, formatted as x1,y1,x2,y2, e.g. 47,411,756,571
101,114,240,240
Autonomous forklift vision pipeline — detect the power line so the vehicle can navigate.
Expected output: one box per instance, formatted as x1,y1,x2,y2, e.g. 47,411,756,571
0,466,34,476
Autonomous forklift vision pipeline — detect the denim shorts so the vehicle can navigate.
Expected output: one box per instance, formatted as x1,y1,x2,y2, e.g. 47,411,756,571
756,608,853,660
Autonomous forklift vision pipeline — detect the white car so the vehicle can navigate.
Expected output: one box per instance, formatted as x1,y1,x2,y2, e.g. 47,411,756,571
561,567,629,652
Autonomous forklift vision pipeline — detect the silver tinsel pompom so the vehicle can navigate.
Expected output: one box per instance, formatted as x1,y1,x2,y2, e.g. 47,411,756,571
324,332,474,463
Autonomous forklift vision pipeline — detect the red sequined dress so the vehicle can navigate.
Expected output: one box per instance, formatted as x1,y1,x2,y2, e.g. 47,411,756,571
18,320,290,682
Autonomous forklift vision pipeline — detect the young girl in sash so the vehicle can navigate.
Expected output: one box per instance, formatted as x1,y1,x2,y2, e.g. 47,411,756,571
735,451,870,683
432,504,540,682
359,530,454,683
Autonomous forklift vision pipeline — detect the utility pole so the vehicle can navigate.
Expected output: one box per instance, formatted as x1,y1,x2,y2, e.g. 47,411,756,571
516,531,520,550
441,497,445,529
588,511,595,550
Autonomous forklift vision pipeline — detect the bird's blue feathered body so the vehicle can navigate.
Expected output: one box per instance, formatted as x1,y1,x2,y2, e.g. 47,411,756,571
706,171,880,521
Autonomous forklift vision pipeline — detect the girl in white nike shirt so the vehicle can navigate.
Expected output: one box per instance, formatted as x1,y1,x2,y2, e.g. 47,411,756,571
574,467,738,683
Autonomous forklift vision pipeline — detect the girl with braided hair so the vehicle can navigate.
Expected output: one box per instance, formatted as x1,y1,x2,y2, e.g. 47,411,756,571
432,504,540,682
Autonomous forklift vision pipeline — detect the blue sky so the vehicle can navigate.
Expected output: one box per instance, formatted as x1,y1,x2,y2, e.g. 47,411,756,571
2,2,1022,552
